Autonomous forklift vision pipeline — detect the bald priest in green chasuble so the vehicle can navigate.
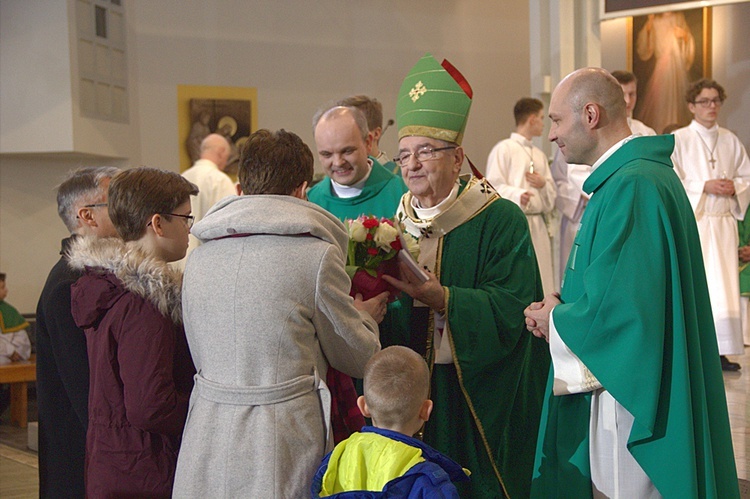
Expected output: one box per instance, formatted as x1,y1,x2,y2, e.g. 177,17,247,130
525,68,739,498
308,105,407,222
381,53,551,498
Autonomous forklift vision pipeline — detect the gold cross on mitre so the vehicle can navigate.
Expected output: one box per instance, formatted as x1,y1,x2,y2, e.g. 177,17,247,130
409,81,427,102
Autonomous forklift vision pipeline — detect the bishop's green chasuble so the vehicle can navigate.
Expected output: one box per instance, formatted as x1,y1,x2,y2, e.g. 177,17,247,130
532,135,739,498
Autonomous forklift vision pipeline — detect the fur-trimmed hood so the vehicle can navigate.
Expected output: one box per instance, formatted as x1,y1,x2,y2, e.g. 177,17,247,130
68,236,183,325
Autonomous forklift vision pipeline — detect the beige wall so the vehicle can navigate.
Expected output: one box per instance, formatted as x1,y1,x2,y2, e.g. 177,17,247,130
0,1,530,312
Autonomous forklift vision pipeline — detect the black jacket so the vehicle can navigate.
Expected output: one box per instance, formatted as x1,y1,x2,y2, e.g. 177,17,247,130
35,236,88,498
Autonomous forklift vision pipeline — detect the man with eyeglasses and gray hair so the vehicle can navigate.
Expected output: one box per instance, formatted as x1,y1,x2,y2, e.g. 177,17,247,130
35,166,120,498
380,53,550,498
672,78,750,371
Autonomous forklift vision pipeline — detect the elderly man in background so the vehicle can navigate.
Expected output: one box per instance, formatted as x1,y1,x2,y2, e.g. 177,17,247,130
35,166,120,498
381,53,550,498
525,68,738,498
176,133,235,268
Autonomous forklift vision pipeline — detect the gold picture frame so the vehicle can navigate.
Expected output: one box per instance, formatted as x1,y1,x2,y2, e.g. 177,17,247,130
627,7,711,134
177,85,258,172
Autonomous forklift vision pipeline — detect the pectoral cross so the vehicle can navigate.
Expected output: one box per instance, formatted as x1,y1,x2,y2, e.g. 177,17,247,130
709,156,717,168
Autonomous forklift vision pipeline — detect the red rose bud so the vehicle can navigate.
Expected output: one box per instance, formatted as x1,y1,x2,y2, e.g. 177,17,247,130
362,218,379,229
390,239,402,250
367,247,379,255
366,233,373,240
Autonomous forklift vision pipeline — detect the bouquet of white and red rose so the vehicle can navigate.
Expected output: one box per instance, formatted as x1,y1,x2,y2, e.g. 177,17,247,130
344,215,419,302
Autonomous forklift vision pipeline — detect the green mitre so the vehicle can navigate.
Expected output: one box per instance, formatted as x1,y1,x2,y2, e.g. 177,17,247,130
396,53,473,145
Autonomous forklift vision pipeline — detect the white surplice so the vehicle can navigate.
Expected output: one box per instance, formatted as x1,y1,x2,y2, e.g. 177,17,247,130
672,120,750,355
628,117,657,137
486,133,557,294
550,150,590,286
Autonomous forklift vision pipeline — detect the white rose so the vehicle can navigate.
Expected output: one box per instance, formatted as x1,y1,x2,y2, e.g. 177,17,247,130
348,220,367,242
374,222,399,251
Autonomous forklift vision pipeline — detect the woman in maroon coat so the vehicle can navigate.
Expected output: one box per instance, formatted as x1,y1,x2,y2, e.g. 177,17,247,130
69,167,198,498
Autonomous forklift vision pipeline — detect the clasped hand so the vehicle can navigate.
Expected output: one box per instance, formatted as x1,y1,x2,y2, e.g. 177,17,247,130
524,292,561,342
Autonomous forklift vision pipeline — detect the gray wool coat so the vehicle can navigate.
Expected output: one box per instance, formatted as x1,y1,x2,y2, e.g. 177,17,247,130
172,195,381,498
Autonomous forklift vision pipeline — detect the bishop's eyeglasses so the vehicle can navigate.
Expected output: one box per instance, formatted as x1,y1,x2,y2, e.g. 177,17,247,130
393,146,457,167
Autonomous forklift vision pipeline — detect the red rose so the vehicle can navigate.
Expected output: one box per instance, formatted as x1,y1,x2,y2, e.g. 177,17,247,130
390,239,402,250
366,233,373,240
362,218,379,229
367,247,379,255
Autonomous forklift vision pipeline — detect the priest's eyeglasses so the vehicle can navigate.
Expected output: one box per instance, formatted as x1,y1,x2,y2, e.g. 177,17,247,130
147,213,195,229
394,146,457,166
693,98,723,107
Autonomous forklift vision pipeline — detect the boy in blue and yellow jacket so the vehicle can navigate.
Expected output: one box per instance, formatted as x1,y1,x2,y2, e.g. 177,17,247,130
311,346,469,498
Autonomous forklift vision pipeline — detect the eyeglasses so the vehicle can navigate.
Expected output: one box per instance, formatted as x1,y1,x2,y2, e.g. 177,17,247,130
393,146,457,166
76,203,108,219
693,98,723,108
147,213,195,229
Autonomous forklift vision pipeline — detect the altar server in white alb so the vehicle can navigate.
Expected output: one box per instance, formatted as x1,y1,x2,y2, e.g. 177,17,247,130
672,78,750,371
486,98,556,294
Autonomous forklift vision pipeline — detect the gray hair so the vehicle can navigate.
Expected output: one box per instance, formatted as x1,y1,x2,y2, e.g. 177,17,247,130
56,166,121,233
311,105,369,141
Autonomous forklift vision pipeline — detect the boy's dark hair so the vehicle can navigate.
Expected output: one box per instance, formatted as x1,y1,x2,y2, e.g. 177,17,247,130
514,98,544,126
686,78,727,104
238,129,314,195
610,70,636,85
108,167,198,242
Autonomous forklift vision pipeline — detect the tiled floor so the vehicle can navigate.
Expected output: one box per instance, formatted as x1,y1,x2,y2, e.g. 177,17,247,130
2,350,749,498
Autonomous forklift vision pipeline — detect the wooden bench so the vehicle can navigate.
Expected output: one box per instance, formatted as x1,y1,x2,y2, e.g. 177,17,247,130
0,355,36,428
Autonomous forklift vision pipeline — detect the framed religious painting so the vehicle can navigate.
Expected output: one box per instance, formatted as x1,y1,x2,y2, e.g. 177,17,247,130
628,7,711,134
177,85,258,175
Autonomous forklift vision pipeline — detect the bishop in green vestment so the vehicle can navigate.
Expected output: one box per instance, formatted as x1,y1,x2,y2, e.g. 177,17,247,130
383,53,551,499
526,68,739,498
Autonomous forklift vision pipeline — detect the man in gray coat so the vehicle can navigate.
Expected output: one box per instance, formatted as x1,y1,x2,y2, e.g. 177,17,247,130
174,129,386,498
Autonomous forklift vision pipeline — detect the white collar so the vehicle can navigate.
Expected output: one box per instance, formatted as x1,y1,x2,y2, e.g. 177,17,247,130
510,132,534,147
330,159,373,198
411,181,460,219
689,119,719,136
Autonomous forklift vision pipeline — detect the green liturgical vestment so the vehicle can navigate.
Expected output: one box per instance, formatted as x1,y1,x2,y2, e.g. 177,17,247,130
307,161,407,222
384,176,551,498
532,135,739,498
739,210,750,296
